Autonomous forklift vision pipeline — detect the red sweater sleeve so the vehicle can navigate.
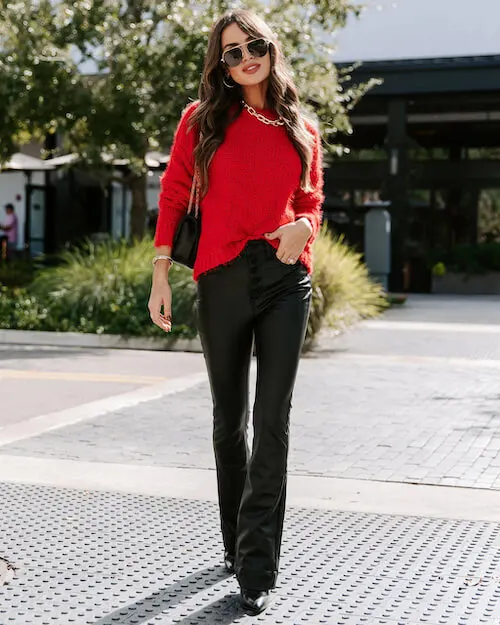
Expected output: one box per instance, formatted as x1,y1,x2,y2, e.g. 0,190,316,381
293,122,325,240
154,101,200,248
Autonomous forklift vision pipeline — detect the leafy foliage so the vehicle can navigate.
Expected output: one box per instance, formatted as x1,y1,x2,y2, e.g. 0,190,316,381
0,0,90,159
0,237,197,338
1,1,374,231
0,259,37,288
0,286,47,330
429,243,500,275
0,230,386,347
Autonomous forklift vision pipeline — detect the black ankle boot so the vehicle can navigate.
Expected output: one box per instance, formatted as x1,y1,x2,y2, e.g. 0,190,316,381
223,551,235,574
240,588,271,614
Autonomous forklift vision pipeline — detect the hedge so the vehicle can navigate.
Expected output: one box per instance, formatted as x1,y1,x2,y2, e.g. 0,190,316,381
0,229,387,347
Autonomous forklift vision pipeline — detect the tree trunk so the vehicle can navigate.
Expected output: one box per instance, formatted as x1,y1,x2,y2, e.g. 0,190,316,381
129,171,148,239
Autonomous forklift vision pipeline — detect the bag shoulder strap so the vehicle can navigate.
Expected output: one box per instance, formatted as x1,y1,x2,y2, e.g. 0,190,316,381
187,131,202,217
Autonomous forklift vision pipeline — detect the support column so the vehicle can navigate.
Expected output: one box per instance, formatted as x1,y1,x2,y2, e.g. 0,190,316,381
23,171,32,256
385,98,409,292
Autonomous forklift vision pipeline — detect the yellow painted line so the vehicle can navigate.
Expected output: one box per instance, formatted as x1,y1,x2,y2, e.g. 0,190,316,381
0,369,168,385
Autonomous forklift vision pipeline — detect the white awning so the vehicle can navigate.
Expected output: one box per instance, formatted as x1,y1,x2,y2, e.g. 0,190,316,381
1,153,56,171
47,153,80,166
145,151,170,168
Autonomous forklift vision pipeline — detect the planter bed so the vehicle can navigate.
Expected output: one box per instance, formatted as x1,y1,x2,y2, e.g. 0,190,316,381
432,271,500,295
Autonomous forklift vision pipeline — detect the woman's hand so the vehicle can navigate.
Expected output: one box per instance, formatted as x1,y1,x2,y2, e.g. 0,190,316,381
264,218,313,264
148,273,173,333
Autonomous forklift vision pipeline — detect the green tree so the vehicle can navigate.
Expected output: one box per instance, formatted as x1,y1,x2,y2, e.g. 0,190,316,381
0,0,90,160
1,0,376,237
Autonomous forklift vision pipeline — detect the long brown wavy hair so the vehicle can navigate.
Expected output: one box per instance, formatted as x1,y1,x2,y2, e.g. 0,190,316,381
189,9,316,195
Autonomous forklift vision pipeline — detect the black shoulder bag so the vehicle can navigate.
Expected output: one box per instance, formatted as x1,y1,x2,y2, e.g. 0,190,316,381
171,130,203,269
171,170,201,269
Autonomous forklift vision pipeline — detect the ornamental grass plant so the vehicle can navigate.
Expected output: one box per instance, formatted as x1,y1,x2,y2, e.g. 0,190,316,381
306,225,388,347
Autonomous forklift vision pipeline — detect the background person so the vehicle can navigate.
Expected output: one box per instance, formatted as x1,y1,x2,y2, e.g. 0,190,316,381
0,204,18,260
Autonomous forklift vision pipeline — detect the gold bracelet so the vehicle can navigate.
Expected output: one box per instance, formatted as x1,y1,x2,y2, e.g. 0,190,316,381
152,255,173,267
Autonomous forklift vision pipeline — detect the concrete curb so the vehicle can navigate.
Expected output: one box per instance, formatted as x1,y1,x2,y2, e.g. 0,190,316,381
2,455,500,521
0,329,203,352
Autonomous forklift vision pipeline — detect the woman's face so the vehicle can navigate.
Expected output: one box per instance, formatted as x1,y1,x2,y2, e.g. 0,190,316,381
220,22,271,88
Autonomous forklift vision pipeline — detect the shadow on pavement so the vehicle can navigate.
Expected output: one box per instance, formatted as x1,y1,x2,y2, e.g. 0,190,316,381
172,594,243,624
92,565,243,625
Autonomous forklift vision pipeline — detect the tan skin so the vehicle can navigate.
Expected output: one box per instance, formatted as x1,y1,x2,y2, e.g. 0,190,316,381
149,22,312,333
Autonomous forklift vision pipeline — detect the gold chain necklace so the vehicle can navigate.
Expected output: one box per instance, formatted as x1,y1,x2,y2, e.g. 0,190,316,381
242,102,285,127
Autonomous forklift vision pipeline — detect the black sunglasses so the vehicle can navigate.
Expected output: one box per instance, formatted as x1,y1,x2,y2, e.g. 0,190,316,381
221,38,270,68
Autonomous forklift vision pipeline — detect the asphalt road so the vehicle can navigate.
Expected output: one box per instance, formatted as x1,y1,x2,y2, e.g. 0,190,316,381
0,345,206,426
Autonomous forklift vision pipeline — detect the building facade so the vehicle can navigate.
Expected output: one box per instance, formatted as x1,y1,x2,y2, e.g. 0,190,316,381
328,0,500,292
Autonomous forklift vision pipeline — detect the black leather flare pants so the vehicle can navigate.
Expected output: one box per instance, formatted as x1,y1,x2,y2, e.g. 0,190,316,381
196,240,312,591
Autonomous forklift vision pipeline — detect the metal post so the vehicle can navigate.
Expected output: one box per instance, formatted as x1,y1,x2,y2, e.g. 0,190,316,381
386,98,409,292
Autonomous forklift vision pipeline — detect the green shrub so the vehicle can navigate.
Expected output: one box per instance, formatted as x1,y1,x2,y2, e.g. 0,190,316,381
7,237,197,338
0,259,37,288
429,243,500,275
307,226,388,347
0,287,47,330
1,230,386,346
431,262,446,277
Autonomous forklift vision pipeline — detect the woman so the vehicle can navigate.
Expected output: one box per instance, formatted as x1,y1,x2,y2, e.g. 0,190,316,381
149,9,324,614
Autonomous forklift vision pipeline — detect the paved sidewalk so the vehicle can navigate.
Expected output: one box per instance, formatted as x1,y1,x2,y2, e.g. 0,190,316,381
1,481,500,625
381,294,500,325
1,295,500,624
3,319,500,490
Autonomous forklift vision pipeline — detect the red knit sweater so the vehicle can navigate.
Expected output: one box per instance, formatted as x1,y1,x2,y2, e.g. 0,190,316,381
155,100,324,281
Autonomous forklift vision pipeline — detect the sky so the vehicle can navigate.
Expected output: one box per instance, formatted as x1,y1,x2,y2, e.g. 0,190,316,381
332,0,500,62
76,0,500,73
